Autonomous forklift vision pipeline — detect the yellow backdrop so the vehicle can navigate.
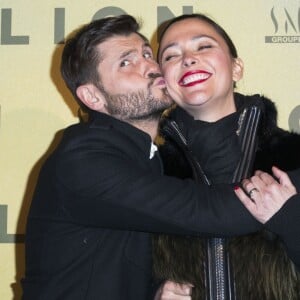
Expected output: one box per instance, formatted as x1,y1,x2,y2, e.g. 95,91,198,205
0,1,299,299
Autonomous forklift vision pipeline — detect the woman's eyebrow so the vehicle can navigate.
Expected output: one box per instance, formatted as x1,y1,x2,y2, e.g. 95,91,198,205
160,34,217,58
160,42,178,58
191,34,217,42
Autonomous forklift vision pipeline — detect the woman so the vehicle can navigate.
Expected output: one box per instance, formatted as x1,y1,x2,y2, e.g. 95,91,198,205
153,14,300,300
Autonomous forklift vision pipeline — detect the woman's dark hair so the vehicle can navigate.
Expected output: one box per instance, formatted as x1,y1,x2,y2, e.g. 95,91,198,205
60,15,145,110
158,13,238,61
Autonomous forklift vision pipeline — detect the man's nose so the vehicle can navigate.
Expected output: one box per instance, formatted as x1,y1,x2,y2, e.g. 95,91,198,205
144,59,161,78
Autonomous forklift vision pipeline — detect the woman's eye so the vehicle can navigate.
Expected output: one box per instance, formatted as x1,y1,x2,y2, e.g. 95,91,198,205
198,45,212,51
120,60,130,67
163,55,176,62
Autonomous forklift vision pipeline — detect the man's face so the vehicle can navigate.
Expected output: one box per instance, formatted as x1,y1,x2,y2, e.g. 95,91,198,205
96,33,173,122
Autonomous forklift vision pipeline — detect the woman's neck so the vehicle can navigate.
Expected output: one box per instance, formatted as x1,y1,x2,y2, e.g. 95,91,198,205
187,95,236,122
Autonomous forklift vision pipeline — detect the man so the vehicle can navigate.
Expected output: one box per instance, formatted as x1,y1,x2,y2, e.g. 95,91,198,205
21,15,296,300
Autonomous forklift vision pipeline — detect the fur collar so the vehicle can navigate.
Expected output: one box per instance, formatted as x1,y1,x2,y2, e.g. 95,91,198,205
154,93,300,299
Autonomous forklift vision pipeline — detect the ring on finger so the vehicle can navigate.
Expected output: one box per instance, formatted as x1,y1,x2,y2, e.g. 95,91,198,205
248,187,259,200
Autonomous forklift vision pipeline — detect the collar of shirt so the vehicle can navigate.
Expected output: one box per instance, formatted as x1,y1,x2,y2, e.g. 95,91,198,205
149,143,158,159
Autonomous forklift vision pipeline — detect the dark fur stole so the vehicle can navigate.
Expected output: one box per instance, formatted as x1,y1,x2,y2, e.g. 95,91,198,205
153,232,300,299
152,235,207,300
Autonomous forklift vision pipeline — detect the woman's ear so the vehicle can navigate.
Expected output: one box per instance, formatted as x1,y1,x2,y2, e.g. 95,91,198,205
76,84,106,112
232,57,244,82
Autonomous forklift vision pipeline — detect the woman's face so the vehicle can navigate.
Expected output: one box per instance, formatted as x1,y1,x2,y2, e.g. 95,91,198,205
159,18,243,120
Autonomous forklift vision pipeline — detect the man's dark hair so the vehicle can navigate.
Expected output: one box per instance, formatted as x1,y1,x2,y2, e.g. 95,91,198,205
60,15,145,111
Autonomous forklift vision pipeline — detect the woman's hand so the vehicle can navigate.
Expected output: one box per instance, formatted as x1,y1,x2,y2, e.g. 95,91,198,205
154,280,193,300
234,166,297,224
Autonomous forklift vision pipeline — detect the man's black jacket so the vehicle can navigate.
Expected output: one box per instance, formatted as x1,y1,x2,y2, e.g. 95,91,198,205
22,111,261,300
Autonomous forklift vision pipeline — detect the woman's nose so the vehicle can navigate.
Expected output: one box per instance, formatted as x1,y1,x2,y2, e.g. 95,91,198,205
182,53,198,67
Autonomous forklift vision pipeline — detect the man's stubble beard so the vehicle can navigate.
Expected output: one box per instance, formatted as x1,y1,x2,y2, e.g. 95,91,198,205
97,82,173,123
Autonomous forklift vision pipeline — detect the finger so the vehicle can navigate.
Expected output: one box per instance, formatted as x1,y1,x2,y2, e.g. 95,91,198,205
163,281,193,296
234,186,257,209
234,186,269,224
250,175,266,189
257,171,277,185
174,284,192,296
160,290,191,300
248,175,268,197
241,178,253,193
272,166,293,187
254,170,264,176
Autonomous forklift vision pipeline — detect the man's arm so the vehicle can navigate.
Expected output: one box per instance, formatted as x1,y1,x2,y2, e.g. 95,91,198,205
288,168,300,191
58,145,261,237
266,168,300,269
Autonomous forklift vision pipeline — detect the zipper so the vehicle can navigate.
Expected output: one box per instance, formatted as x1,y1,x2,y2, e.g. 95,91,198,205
164,120,230,300
165,120,210,185
163,106,262,300
233,106,261,181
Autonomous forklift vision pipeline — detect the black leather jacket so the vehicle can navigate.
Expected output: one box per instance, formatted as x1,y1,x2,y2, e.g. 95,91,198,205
153,93,300,300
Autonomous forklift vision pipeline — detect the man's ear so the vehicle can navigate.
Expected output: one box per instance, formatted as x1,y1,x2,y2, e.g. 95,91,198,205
76,84,106,111
232,57,244,82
